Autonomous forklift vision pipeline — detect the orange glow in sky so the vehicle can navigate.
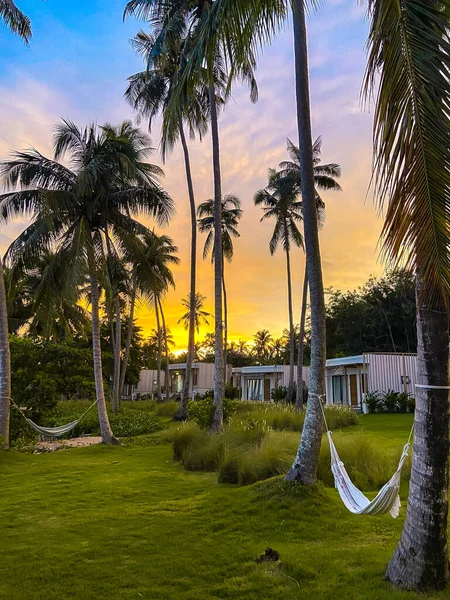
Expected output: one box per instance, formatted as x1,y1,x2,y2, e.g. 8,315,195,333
0,2,385,351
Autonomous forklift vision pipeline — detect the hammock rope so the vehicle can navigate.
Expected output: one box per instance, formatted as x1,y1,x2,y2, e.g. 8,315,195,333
316,393,414,518
10,398,98,439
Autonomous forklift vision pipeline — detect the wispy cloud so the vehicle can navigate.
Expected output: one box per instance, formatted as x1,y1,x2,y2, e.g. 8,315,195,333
0,0,383,348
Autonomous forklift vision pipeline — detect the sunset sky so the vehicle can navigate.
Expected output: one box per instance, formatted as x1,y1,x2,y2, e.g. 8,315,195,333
0,0,385,349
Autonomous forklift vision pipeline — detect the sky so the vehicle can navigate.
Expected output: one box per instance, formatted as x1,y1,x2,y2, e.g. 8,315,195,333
0,0,385,349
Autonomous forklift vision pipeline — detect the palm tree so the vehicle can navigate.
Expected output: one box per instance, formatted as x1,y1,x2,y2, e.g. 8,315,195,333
1,0,31,43
279,136,341,409
178,293,211,333
197,194,242,380
0,0,32,448
147,322,175,400
133,231,178,402
125,0,259,432
0,120,173,445
102,254,130,412
125,28,210,419
119,230,178,404
159,0,325,483
255,171,303,403
252,329,273,365
364,0,450,590
5,250,90,341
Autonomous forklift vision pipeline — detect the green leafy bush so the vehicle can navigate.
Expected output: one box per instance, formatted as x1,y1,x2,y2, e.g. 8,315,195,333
372,390,415,413
364,391,382,413
48,403,163,438
188,397,238,429
270,386,288,403
224,383,240,399
382,390,400,412
396,391,414,413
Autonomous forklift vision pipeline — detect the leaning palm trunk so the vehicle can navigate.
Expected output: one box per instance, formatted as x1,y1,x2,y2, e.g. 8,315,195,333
284,228,295,404
222,260,228,387
0,256,11,449
112,296,121,413
89,260,118,444
155,298,163,402
209,81,224,432
176,125,197,420
296,266,308,410
385,278,449,590
158,298,171,402
119,280,136,398
286,0,326,483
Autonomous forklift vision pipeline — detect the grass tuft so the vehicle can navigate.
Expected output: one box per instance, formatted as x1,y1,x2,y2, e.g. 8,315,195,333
154,401,179,418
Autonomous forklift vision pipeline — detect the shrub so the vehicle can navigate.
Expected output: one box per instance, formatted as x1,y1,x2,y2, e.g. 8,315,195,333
48,403,163,438
271,386,288,403
188,397,238,429
382,390,400,412
171,421,270,474
154,401,179,418
396,391,414,413
134,393,155,403
379,390,414,413
224,383,240,399
193,389,214,401
169,423,223,470
218,433,295,485
364,391,382,413
171,403,361,488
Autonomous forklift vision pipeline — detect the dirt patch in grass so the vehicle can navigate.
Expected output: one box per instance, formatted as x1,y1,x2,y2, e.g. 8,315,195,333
35,436,102,452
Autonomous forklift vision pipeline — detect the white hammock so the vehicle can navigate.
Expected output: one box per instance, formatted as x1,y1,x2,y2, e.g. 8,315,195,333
318,396,412,519
327,432,410,518
12,399,97,439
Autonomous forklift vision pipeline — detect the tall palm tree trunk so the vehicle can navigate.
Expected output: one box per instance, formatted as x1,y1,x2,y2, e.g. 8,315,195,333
222,259,228,387
155,297,163,402
158,298,171,402
119,279,136,398
176,125,196,420
89,259,118,444
286,0,326,483
296,265,308,410
209,81,224,432
385,278,449,590
0,257,11,449
112,296,121,413
284,229,295,404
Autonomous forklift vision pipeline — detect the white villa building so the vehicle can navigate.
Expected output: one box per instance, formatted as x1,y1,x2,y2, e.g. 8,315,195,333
231,365,311,401
325,352,418,407
137,363,232,398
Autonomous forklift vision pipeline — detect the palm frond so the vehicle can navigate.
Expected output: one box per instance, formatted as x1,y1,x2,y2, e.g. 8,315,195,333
1,0,31,43
364,0,450,304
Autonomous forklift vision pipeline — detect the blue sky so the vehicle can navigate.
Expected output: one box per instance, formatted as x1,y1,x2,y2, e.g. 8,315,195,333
0,0,382,346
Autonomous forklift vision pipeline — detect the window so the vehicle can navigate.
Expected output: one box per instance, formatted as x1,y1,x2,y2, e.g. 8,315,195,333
192,370,198,387
332,375,345,404
247,379,263,401
171,372,184,393
361,373,368,394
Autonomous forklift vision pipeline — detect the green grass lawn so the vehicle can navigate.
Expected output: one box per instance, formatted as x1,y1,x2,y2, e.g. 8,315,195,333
0,413,446,600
